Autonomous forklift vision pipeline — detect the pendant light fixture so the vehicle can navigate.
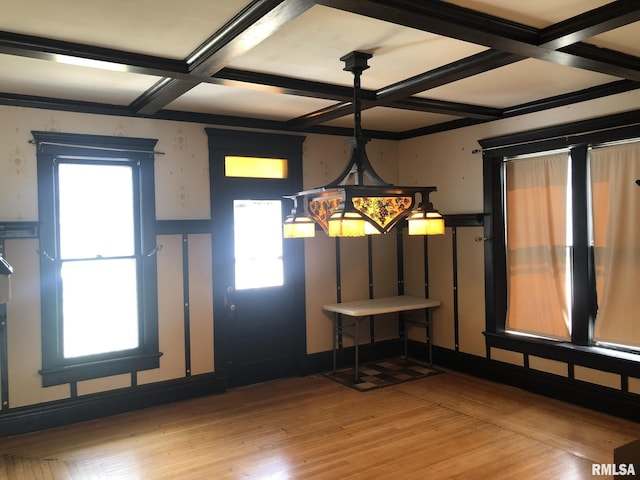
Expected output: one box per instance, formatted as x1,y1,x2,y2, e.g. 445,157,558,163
284,51,443,238
283,196,316,238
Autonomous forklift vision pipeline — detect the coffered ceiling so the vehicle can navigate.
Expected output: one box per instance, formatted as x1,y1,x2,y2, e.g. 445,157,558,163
1,0,638,139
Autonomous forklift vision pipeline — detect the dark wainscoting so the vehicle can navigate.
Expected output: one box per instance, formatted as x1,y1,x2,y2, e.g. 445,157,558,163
432,345,640,424
0,372,224,438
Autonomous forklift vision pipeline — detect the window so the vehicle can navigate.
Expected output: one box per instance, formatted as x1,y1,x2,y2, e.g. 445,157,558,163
58,162,139,358
233,199,284,290
34,131,161,386
500,143,640,350
481,110,640,359
590,143,640,349
504,152,571,340
225,156,288,179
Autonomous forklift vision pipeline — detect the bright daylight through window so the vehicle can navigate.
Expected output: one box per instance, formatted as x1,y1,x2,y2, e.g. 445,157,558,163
58,163,139,357
233,199,284,290
34,131,160,386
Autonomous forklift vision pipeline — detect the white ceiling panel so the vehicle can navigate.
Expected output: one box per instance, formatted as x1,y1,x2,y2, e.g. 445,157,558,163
422,58,619,108
166,83,336,121
444,0,612,28
0,0,253,59
326,107,460,133
228,5,487,90
0,54,160,105
587,23,640,57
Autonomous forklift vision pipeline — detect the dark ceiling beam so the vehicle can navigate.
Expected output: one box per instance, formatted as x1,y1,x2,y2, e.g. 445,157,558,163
287,95,501,130
286,102,353,129
538,0,640,50
316,0,538,52
393,98,501,120
560,42,639,76
216,50,522,121
0,30,357,103
501,79,640,118
3,78,637,141
0,31,192,80
376,50,523,103
318,0,640,81
4,2,636,125
398,118,487,140
0,30,513,123
216,68,356,102
287,49,516,128
399,79,640,140
290,0,639,129
1,0,636,138
130,0,315,115
0,91,399,139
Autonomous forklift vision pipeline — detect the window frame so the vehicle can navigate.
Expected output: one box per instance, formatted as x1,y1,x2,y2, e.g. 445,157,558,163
480,109,640,375
33,131,161,387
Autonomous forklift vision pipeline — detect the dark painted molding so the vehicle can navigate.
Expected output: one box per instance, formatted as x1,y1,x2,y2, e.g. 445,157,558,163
444,213,485,227
0,238,7,411
478,108,640,156
5,342,640,437
0,222,39,239
485,332,640,378
433,346,640,423
0,373,224,438
156,219,212,235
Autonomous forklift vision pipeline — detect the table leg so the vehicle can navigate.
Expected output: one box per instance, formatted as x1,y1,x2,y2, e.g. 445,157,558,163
354,318,359,383
403,315,408,359
428,309,433,367
332,314,337,373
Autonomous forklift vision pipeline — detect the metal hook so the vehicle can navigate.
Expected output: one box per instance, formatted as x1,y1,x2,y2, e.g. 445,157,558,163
37,250,56,261
474,236,491,242
146,245,163,257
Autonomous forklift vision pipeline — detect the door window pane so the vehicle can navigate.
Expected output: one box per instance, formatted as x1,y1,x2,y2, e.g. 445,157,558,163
233,200,284,290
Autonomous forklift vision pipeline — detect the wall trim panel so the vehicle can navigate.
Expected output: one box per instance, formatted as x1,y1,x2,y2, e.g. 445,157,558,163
0,373,223,438
433,346,640,423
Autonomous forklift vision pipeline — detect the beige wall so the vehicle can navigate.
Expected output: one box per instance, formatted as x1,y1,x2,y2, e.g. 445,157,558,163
1,87,639,407
0,106,400,406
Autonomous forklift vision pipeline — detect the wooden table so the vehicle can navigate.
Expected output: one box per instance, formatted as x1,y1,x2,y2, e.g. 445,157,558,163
323,295,441,383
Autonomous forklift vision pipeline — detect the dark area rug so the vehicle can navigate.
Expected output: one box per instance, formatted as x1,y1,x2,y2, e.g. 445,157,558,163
324,357,443,392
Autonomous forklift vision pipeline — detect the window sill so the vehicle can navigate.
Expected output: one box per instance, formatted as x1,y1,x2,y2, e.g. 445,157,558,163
39,353,162,387
484,332,640,378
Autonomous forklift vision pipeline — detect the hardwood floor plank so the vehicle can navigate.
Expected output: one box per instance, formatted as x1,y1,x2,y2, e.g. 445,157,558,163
0,369,638,479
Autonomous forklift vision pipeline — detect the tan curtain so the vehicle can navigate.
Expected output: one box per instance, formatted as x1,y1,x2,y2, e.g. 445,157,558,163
505,154,570,339
591,142,640,347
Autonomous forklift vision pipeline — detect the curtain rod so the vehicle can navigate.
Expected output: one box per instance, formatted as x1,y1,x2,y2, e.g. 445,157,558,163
473,121,640,154
29,139,164,155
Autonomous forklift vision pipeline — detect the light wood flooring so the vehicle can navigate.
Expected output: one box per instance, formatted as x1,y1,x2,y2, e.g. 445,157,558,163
1,368,639,479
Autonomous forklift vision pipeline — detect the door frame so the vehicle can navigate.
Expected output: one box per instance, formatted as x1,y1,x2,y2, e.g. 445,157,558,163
206,128,307,390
